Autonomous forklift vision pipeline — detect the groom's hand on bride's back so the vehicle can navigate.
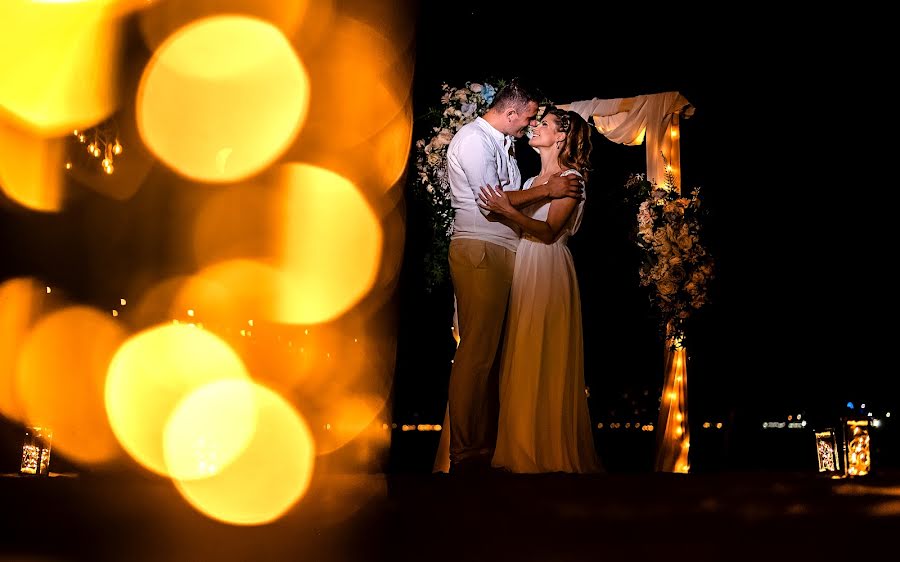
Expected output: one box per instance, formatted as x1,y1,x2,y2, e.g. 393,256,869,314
546,172,584,200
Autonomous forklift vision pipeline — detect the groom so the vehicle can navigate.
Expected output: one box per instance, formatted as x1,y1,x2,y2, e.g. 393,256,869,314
445,80,583,473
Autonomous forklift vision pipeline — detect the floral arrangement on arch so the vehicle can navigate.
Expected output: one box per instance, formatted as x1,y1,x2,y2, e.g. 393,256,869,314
624,167,715,348
411,80,501,289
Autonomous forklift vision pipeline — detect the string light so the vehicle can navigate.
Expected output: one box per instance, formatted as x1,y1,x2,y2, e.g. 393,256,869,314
71,119,123,175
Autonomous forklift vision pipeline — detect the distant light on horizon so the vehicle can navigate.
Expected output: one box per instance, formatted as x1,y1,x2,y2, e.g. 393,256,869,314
847,401,855,409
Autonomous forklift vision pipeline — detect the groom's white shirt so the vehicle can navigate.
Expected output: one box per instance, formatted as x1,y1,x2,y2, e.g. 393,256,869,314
446,117,521,252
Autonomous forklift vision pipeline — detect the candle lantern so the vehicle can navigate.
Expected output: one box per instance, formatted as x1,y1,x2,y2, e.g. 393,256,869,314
814,428,843,476
20,426,53,476
843,419,871,477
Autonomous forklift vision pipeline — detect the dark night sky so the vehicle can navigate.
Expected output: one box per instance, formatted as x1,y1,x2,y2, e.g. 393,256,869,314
395,3,895,428
0,4,892,434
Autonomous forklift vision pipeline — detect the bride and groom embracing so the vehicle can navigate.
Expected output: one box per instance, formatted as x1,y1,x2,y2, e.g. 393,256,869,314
438,80,602,475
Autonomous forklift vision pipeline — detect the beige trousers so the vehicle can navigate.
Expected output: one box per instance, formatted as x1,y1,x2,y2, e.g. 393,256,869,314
447,238,515,465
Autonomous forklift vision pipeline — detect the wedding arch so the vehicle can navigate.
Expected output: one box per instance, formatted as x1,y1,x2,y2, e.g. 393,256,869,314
428,89,696,474
560,91,695,473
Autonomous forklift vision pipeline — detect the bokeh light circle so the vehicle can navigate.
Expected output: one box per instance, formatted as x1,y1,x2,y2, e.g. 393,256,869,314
173,381,316,526
105,323,251,476
137,15,309,182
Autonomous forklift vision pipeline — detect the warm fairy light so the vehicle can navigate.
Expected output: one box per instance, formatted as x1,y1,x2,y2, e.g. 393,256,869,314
136,15,309,182
105,324,251,476
716,422,722,429
112,310,118,317
675,427,683,436
248,319,253,327
163,379,258,481
172,382,315,526
275,164,383,324
675,413,683,422
670,128,678,139
0,1,120,135
120,298,126,306
668,392,677,401
187,309,195,317
702,422,710,429
65,162,72,170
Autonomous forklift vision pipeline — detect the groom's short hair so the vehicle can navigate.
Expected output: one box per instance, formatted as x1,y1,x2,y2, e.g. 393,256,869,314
489,79,540,112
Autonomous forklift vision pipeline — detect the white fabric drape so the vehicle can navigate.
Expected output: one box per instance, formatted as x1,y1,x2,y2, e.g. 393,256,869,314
560,92,694,189
562,92,694,474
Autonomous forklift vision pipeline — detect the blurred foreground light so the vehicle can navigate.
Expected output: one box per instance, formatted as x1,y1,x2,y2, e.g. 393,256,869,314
173,381,315,526
17,306,126,465
0,1,122,135
300,17,409,151
137,15,309,182
105,323,251,476
275,164,382,324
0,278,64,422
138,0,311,52
0,117,66,211
163,379,258,481
313,394,386,455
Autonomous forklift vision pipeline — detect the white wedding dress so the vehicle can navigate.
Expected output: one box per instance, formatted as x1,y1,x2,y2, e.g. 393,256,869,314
491,170,602,473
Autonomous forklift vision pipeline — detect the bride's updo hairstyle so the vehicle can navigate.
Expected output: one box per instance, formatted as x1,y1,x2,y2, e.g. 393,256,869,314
544,106,593,183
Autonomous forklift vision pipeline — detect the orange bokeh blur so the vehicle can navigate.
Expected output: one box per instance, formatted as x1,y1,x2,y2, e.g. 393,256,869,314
136,15,309,182
173,381,315,526
16,306,127,465
0,1,122,135
0,117,66,212
275,163,382,325
105,323,251,476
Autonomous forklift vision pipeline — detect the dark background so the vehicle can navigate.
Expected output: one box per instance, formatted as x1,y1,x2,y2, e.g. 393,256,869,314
0,3,893,474
391,4,896,471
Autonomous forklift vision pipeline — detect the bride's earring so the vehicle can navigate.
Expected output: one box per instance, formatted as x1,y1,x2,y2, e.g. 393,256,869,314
556,139,564,149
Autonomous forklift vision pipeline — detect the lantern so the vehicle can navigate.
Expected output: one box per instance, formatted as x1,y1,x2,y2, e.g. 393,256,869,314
20,426,53,476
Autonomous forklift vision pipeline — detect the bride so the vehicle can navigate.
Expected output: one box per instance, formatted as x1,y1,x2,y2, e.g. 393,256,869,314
477,106,601,473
